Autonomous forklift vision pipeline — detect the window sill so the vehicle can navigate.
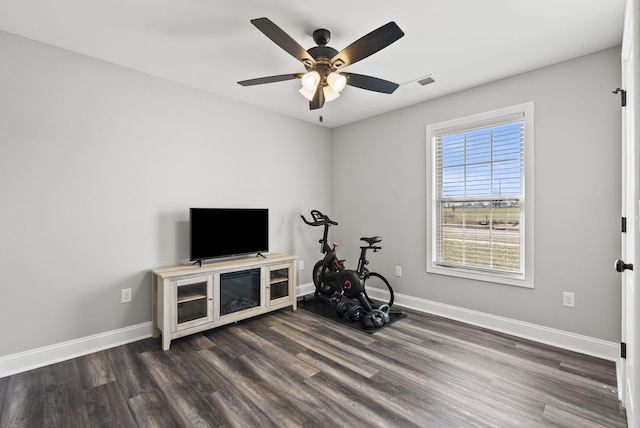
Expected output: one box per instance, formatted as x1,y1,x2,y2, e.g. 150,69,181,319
427,263,533,288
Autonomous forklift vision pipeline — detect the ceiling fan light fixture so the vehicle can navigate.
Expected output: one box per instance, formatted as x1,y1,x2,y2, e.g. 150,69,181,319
323,86,340,102
301,71,320,90
242,18,405,111
327,72,347,92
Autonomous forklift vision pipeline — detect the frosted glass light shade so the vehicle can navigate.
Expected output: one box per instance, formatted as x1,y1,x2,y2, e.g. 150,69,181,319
299,86,316,101
323,86,340,102
299,71,344,103
301,71,320,90
327,72,347,92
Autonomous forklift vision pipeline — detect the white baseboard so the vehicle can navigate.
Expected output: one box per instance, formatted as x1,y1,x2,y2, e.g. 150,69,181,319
1,285,620,379
297,281,316,297
0,322,153,378
365,287,620,362
0,285,316,378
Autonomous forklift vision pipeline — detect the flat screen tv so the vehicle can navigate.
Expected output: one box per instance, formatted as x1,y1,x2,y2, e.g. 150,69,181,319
190,208,269,264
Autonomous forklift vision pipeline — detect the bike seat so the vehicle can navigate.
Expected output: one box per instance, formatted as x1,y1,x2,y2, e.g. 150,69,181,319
360,236,382,245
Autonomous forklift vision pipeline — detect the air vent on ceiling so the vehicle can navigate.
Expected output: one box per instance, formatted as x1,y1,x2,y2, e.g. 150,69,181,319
402,75,436,90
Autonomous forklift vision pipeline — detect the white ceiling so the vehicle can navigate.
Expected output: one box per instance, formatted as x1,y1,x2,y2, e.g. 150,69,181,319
0,1,625,128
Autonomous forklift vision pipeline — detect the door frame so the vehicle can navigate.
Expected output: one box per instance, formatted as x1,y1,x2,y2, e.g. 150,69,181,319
620,0,639,426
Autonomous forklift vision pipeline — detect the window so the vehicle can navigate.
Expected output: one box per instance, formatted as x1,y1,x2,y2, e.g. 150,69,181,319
426,103,534,287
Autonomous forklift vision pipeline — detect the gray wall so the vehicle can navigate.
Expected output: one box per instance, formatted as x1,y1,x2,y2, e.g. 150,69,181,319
330,46,622,342
0,31,330,357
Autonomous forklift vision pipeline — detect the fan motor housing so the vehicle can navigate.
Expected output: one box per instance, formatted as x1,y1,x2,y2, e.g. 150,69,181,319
308,29,339,71
307,46,339,61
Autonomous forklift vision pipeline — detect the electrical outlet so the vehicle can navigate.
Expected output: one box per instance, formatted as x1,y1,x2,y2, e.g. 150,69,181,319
395,266,402,277
121,288,132,303
562,292,575,308
299,260,304,270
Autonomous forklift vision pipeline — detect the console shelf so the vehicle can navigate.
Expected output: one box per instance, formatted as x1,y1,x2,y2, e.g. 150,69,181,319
151,253,296,350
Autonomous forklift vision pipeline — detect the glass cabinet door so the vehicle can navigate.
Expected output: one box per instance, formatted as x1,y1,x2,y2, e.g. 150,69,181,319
172,275,213,331
268,264,291,304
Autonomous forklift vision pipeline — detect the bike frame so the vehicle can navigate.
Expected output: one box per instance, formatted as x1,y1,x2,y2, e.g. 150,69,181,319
356,245,380,278
317,224,381,286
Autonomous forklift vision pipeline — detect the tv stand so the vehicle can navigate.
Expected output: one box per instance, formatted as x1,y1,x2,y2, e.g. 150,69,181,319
256,252,267,259
151,253,296,350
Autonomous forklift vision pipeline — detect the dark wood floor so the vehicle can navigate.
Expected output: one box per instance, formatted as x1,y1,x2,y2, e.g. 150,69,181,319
0,305,628,427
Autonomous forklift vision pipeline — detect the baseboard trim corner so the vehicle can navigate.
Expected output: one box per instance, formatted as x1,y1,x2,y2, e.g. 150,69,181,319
0,322,153,378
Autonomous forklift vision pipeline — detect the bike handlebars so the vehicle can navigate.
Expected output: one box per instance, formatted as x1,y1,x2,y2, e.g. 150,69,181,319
300,210,338,227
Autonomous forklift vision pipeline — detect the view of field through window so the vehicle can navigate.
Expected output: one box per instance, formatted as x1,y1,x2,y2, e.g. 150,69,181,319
439,201,520,272
435,120,523,274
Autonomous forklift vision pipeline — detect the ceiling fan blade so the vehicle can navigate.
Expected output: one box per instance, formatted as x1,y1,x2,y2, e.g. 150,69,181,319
330,22,404,69
309,86,325,110
238,73,304,86
343,72,400,94
251,17,316,67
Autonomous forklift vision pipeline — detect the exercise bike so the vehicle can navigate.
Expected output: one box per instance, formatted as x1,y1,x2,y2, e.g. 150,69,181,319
300,210,396,328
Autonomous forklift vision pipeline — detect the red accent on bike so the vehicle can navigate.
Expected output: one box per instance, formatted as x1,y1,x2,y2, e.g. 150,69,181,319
344,280,352,289
333,242,338,248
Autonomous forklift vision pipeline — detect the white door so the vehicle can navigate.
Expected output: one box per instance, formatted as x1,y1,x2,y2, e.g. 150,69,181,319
619,0,639,425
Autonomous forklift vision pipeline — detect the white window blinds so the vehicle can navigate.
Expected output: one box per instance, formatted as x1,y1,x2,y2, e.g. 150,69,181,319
432,112,525,276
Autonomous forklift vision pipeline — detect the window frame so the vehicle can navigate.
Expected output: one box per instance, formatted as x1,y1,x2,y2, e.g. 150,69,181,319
426,102,534,288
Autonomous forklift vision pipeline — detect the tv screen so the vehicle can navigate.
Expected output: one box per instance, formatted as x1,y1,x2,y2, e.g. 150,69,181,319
190,208,269,262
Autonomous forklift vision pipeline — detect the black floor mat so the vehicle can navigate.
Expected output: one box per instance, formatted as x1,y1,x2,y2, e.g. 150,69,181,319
298,296,407,334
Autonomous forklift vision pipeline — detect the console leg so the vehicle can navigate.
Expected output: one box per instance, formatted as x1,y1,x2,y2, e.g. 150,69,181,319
151,275,160,338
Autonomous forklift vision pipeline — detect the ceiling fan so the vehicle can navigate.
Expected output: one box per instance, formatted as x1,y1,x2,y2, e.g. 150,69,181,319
238,17,405,110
